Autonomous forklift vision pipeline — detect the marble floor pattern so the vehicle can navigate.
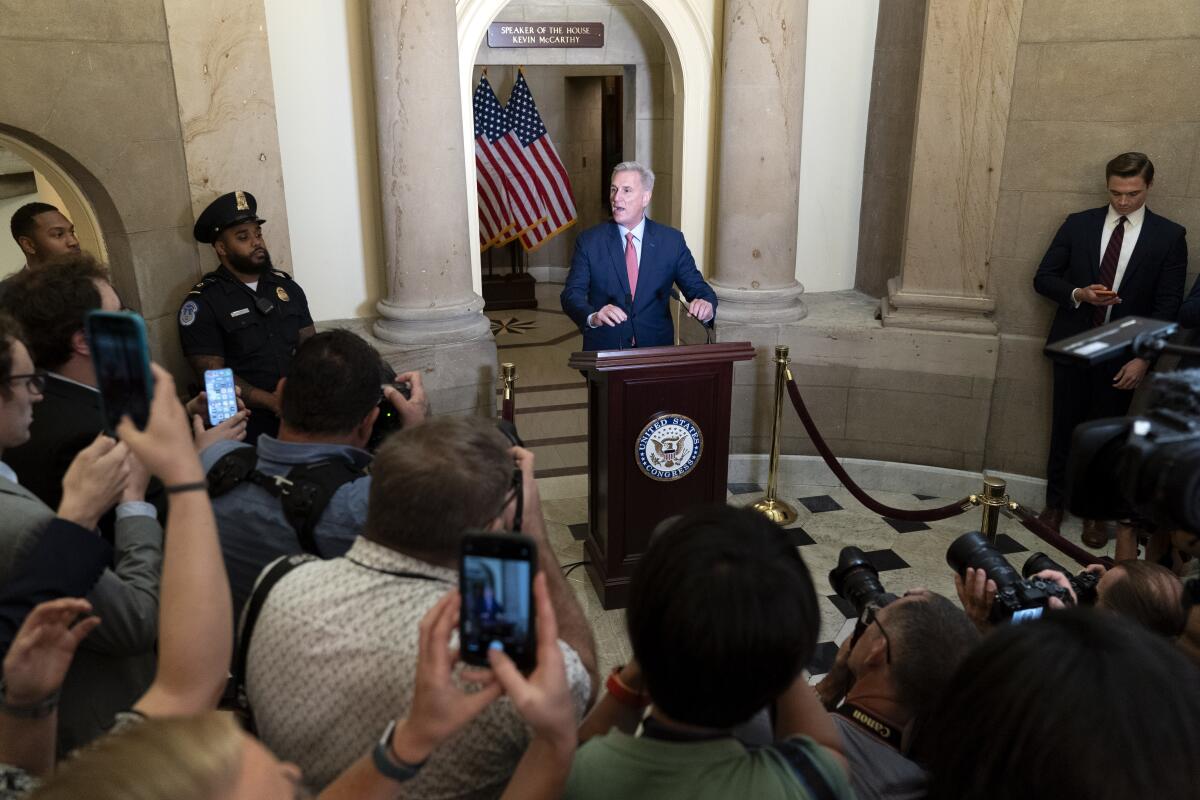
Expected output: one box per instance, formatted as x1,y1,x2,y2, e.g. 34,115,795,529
489,281,1113,681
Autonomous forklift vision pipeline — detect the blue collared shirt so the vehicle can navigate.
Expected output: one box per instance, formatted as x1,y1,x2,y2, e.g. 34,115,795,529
201,434,372,617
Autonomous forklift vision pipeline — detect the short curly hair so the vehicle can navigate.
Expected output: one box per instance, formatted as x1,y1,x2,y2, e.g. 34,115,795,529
0,313,30,400
0,252,110,370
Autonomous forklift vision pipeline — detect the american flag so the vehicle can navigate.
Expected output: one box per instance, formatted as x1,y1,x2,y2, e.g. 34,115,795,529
473,74,545,250
506,70,577,251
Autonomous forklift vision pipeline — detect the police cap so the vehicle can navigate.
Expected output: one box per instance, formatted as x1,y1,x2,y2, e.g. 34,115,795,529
193,190,267,244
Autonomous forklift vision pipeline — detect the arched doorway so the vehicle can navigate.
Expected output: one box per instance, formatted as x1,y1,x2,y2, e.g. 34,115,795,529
456,0,718,290
0,133,108,274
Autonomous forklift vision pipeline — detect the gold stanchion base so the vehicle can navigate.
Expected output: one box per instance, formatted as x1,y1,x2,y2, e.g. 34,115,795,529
750,496,798,525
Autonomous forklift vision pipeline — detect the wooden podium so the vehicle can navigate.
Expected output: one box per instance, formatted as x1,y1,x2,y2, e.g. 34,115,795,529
568,342,755,608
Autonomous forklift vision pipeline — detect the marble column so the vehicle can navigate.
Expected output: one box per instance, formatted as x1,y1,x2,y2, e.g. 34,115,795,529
880,0,1025,334
368,0,491,346
708,0,808,323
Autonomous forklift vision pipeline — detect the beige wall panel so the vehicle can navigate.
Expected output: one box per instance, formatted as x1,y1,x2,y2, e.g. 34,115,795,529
1018,0,1200,43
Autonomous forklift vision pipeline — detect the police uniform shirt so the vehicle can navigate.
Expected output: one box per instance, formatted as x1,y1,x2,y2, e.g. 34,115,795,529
177,266,313,392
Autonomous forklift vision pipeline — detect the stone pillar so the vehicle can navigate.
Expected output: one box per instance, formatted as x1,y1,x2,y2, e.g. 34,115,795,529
880,0,1025,334
367,0,491,346
708,0,807,323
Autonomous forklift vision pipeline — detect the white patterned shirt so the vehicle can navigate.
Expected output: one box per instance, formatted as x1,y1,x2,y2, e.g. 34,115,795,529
245,537,590,796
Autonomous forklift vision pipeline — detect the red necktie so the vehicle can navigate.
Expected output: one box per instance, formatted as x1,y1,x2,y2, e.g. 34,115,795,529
1093,216,1126,326
625,232,639,300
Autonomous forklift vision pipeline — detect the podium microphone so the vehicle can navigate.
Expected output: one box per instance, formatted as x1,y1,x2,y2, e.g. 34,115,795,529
671,288,715,345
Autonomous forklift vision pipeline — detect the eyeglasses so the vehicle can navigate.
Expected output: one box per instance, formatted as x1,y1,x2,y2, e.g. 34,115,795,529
858,606,892,664
6,372,46,394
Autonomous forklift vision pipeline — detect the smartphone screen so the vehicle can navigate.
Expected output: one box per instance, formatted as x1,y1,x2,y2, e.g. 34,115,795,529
204,368,238,426
460,533,537,670
86,311,153,432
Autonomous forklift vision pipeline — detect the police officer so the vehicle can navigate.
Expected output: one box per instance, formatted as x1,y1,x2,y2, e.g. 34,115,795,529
179,190,315,442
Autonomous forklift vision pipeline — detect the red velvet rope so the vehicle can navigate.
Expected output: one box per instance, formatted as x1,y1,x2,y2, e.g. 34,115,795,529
1008,503,1114,569
784,378,971,521
784,377,1114,569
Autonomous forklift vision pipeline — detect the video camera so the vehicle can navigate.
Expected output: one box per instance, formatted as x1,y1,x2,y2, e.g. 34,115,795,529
1022,552,1099,606
1045,317,1200,535
947,532,1069,623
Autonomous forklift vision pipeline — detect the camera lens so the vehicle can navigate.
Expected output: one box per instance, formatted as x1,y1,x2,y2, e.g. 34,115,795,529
946,531,1021,591
829,546,896,616
1021,552,1067,580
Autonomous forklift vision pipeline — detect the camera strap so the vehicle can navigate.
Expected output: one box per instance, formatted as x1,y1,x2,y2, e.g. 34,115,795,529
835,703,904,751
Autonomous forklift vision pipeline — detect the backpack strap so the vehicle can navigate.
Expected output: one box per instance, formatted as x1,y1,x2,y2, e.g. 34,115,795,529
206,446,365,556
232,554,318,733
278,460,367,555
206,445,258,497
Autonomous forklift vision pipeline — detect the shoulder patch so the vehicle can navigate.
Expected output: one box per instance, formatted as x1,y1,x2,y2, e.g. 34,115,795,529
179,300,199,327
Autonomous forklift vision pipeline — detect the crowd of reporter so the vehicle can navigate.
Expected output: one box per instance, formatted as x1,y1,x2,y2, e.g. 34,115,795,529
0,255,1197,799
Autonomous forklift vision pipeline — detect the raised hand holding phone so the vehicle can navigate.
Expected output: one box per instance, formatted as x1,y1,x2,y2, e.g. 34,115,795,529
460,533,538,671
85,310,153,433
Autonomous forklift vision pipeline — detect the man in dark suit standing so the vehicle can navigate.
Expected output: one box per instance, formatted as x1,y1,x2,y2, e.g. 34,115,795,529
1033,152,1187,546
561,161,716,350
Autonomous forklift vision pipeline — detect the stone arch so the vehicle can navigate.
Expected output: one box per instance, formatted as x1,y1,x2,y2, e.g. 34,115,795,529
456,0,718,284
0,125,134,305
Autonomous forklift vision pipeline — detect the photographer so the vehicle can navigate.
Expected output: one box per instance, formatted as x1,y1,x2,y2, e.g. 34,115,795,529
814,591,978,800
915,610,1200,800
200,329,428,617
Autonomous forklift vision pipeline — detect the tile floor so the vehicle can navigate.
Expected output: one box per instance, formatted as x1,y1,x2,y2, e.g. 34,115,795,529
490,282,1113,680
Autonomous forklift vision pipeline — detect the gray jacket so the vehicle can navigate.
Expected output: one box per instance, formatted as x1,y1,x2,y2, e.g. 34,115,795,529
0,475,162,754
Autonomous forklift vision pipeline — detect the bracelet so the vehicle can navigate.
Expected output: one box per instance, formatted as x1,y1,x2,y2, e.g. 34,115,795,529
164,480,208,495
372,720,427,782
606,665,650,709
0,679,59,719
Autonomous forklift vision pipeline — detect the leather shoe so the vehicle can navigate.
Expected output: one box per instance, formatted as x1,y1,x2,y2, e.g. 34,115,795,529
1037,507,1064,534
1081,519,1108,549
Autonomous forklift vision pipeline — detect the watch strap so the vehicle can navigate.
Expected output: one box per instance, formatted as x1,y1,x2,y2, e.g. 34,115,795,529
0,679,59,719
372,720,427,782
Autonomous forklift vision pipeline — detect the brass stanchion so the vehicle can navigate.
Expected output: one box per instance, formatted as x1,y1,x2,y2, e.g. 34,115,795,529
751,346,798,525
500,362,517,422
975,475,1007,544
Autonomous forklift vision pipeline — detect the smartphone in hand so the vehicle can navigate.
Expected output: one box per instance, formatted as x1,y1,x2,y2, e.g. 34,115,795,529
460,533,537,670
204,368,238,426
86,310,154,433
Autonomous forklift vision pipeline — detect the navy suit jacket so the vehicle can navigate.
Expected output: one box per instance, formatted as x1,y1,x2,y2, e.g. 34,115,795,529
1033,206,1187,346
560,218,717,351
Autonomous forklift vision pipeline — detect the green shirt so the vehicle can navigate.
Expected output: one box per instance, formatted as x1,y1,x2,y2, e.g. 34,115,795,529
564,731,853,800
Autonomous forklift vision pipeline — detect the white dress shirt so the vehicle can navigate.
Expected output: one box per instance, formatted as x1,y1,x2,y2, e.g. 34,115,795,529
588,215,647,327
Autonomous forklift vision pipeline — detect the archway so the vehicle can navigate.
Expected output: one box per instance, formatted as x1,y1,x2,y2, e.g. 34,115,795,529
0,125,137,310
455,0,718,291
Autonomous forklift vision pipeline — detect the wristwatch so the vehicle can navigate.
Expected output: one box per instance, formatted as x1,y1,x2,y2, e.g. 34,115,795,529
372,720,428,782
0,679,59,719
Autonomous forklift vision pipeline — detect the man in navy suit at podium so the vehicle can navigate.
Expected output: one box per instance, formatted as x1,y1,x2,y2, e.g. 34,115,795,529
561,161,716,350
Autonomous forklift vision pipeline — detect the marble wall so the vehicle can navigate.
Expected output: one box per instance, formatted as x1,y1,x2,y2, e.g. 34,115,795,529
162,0,293,277
854,0,926,297
984,0,1200,476
0,0,199,380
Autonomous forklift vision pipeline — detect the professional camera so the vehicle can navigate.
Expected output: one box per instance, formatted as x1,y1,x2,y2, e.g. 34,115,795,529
829,546,898,617
1021,552,1100,606
1065,369,1200,535
946,531,1069,623
367,362,412,452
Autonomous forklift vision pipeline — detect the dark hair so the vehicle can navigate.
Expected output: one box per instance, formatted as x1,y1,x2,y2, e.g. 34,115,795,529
0,253,109,370
917,609,1200,800
1105,152,1154,184
279,329,384,435
885,593,979,732
627,505,820,728
9,202,59,243
0,313,29,400
1099,560,1185,638
365,416,513,558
